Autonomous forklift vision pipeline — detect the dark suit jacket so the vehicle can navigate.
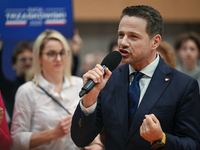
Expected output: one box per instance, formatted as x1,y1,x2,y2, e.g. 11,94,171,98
71,57,200,150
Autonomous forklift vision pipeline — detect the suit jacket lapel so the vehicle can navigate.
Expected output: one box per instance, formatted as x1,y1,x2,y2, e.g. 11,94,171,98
126,57,173,141
114,64,130,139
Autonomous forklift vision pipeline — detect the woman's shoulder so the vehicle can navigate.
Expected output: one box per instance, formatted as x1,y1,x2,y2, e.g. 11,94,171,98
14,81,38,107
71,76,83,84
17,81,37,94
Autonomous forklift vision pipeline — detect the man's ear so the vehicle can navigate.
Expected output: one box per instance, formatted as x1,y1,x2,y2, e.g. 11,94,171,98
152,34,162,50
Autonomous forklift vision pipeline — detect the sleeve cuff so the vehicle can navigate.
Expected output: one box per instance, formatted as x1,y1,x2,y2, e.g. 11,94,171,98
79,99,97,116
11,132,33,149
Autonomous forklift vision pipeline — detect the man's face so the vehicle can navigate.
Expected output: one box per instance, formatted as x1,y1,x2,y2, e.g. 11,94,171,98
117,15,159,70
178,39,199,65
13,50,32,77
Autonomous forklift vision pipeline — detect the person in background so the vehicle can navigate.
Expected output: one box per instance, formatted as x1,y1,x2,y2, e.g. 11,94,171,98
0,29,82,124
108,39,118,53
71,5,200,150
108,39,125,66
175,31,200,89
70,29,83,76
11,29,103,150
79,51,106,77
0,40,33,122
157,41,177,68
25,29,83,82
0,91,12,150
80,53,97,77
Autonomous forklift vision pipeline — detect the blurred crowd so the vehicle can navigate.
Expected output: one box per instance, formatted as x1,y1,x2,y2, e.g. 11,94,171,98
0,28,200,149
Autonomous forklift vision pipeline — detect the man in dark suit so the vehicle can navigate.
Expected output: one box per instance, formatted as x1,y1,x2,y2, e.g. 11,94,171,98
71,5,200,150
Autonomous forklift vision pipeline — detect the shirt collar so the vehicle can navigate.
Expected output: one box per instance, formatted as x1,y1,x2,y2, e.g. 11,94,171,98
38,75,71,92
129,53,160,78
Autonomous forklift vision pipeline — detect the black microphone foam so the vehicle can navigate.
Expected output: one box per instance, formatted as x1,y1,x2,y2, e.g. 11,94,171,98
79,51,122,97
101,51,122,71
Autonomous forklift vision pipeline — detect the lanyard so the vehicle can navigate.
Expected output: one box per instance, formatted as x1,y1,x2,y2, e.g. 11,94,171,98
38,85,71,115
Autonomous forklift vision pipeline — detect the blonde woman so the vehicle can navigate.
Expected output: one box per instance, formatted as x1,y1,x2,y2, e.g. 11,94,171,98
11,30,103,150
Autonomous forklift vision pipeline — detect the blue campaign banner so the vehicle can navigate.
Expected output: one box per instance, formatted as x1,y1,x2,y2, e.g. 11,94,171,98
0,0,74,40
0,0,74,80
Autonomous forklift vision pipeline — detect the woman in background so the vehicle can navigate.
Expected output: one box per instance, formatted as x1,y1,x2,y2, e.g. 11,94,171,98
0,91,11,150
175,31,200,89
11,29,103,150
157,41,177,68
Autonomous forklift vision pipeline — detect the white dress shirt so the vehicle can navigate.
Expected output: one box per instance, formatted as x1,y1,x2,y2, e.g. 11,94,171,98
129,55,159,106
11,75,83,150
81,54,160,114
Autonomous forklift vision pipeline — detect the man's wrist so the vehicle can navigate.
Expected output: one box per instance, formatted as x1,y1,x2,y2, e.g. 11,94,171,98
90,143,104,150
151,132,166,150
80,99,97,116
161,132,166,144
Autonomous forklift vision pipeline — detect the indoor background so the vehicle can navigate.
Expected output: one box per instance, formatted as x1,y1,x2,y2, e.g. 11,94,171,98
72,0,200,75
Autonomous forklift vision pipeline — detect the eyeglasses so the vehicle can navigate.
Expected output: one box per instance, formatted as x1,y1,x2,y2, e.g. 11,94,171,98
41,50,68,60
18,58,33,63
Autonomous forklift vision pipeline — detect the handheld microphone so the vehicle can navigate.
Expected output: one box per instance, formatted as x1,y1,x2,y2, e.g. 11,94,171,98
79,51,122,97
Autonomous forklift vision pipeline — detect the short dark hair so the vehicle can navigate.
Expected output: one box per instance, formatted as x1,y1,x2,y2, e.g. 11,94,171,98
120,5,164,38
108,39,118,53
174,31,200,53
12,41,32,65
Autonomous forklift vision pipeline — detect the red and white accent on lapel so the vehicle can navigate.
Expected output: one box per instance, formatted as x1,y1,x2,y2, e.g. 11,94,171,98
165,78,169,81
